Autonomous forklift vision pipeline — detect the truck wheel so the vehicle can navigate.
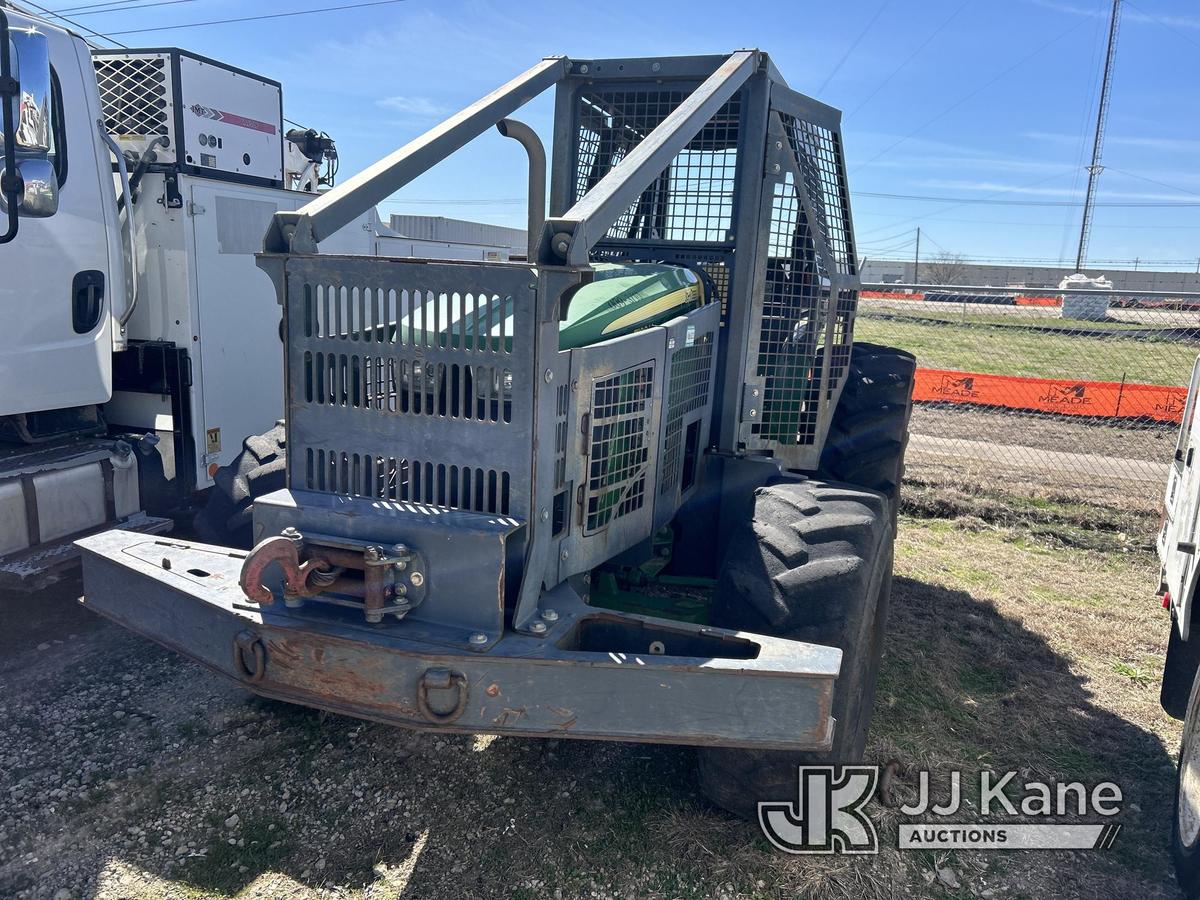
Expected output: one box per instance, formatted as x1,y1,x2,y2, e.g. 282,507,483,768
696,480,894,820
817,342,916,523
1163,613,1200,720
1174,665,1200,897
193,423,286,549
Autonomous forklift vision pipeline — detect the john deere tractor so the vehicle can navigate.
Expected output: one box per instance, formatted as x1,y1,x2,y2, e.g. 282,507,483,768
79,50,916,818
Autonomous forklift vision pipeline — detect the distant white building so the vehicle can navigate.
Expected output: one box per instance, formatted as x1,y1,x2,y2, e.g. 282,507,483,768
860,259,1200,293
384,215,528,260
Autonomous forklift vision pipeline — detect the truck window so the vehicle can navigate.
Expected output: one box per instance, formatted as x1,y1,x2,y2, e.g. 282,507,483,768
49,66,67,188
1177,358,1200,461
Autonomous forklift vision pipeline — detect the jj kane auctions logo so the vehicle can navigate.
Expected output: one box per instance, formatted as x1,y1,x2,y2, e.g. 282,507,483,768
759,766,1123,854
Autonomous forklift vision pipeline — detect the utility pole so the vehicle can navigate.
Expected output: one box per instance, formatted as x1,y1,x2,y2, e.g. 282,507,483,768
914,227,921,283
1075,0,1122,273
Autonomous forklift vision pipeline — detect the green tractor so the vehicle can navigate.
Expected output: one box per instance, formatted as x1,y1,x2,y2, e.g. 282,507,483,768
81,50,915,819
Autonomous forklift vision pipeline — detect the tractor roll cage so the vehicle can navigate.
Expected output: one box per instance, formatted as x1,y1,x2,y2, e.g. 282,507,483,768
260,50,860,465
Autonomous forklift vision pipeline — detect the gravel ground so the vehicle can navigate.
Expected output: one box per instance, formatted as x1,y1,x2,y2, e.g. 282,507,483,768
0,507,1183,900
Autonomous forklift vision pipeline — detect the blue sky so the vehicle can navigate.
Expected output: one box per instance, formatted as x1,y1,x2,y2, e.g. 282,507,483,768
46,0,1200,269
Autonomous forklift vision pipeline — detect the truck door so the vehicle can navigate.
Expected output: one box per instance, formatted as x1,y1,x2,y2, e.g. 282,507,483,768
0,25,119,417
1164,355,1200,637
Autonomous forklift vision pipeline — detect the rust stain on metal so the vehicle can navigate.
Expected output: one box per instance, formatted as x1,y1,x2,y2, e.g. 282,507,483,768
493,706,526,727
485,682,501,698
547,704,576,730
269,637,388,699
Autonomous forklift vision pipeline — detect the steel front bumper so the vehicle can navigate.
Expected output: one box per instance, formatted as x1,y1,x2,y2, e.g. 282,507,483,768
77,530,841,750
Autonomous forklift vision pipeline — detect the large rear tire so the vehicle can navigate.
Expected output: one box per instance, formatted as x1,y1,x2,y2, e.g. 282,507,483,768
697,480,894,820
817,342,916,525
193,422,286,549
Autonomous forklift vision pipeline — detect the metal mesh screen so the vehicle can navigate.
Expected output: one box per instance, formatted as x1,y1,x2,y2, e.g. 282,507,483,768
783,114,856,277
658,332,715,496
750,170,829,446
574,89,741,243
585,363,655,533
94,55,170,138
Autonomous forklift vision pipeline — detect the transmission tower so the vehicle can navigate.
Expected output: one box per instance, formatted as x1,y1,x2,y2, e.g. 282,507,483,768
1075,0,1122,272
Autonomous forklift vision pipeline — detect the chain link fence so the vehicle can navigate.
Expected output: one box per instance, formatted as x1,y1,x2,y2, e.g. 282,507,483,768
856,282,1200,512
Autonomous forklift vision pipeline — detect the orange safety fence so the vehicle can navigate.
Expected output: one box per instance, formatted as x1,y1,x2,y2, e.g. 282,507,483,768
914,367,1189,424
1014,295,1061,307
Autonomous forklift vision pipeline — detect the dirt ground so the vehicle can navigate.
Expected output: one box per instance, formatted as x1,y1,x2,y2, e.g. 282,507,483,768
911,404,1176,464
0,498,1182,899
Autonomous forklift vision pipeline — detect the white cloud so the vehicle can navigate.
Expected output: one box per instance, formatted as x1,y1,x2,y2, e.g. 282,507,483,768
916,178,1196,202
1026,0,1200,30
375,96,450,118
1024,131,1200,153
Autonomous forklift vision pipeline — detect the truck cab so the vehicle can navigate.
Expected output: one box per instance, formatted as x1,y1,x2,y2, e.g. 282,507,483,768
1,10,124,418
0,10,376,587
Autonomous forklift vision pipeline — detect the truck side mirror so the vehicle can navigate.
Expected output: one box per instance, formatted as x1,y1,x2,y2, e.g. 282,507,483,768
0,16,59,241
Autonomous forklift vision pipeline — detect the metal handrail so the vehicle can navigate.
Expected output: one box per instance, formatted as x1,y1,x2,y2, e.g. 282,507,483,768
264,56,569,254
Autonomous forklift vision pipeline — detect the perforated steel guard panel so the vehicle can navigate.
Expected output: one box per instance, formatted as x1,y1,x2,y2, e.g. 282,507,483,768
282,255,538,520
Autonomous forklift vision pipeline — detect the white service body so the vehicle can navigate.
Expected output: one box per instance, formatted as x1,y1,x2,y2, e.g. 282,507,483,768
1162,355,1200,640
109,170,376,489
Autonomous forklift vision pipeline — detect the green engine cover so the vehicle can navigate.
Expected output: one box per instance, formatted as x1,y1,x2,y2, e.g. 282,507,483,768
391,262,706,351
558,263,706,349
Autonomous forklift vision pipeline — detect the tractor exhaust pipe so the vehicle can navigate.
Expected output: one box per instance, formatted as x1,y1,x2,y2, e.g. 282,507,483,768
496,118,545,262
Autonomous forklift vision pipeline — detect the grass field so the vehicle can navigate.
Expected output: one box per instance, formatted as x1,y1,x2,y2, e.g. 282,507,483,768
855,313,1195,386
0,491,1182,899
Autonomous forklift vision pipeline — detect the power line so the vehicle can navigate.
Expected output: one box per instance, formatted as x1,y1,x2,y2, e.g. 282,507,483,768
379,198,526,206
816,0,893,94
1105,166,1200,198
868,253,1199,266
846,0,974,118
106,0,410,34
13,0,127,45
858,211,1200,230
853,189,1200,208
1125,0,1200,50
48,0,208,18
852,16,1088,172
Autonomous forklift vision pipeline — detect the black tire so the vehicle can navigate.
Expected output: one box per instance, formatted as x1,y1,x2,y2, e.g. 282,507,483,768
1173,665,1200,897
1164,613,1200,720
193,422,286,549
697,479,894,820
817,342,916,523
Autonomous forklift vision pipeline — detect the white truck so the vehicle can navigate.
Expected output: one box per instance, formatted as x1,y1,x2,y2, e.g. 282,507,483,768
0,7,379,588
1158,356,1200,897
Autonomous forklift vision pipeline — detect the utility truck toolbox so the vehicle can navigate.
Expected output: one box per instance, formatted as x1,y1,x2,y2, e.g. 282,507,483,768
94,48,284,185
79,50,917,818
